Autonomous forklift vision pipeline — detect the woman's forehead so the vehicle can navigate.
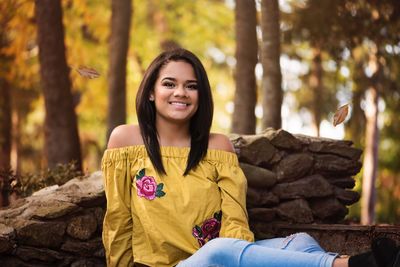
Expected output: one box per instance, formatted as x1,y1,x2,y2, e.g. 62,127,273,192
158,60,196,81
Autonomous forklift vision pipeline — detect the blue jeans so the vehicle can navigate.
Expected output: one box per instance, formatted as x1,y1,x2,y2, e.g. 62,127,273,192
177,233,338,267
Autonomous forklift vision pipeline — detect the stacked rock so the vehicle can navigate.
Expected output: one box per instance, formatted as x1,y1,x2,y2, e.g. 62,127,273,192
0,172,106,266
230,128,362,225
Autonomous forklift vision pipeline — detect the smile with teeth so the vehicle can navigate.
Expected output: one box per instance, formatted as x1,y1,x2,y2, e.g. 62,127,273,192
169,101,190,106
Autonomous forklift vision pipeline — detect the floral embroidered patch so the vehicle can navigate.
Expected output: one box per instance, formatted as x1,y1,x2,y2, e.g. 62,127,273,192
135,169,166,200
192,211,222,247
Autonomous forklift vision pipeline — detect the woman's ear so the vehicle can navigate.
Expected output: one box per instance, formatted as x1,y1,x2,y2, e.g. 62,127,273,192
149,94,155,101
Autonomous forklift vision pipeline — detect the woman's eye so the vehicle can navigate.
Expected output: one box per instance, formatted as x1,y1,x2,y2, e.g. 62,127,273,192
187,84,198,90
163,82,175,88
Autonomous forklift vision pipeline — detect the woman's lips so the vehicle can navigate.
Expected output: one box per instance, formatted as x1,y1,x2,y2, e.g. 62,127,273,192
169,101,189,107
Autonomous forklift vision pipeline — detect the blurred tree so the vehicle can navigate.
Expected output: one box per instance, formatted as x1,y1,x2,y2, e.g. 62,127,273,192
337,1,400,225
377,55,400,222
361,45,383,224
147,0,180,51
0,64,11,207
283,1,342,136
62,0,110,170
0,0,41,206
0,0,17,207
308,48,323,136
0,60,11,207
231,0,258,134
347,47,368,148
106,0,132,142
35,0,82,171
260,0,282,130
286,0,400,223
0,0,42,180
0,1,13,169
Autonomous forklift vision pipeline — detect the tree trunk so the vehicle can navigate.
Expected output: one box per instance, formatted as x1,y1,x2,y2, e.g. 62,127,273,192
0,78,12,170
349,89,365,145
309,48,323,137
0,76,11,207
106,0,132,142
10,109,20,174
0,15,13,207
260,0,282,130
361,50,382,225
35,0,82,171
231,0,258,135
361,86,379,225
347,58,366,147
147,0,180,51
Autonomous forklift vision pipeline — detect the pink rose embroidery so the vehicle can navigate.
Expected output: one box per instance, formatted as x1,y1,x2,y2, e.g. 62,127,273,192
192,211,222,247
135,169,166,200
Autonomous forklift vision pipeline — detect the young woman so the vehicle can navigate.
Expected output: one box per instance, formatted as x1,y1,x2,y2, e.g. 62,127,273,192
102,48,399,267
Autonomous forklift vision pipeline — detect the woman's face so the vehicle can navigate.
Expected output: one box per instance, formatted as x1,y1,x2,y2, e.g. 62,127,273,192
151,60,199,126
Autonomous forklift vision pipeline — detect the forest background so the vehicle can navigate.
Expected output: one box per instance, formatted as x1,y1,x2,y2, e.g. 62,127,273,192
0,0,399,225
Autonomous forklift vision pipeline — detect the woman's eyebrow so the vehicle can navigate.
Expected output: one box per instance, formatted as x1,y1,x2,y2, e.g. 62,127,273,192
186,80,198,83
161,77,197,83
161,77,177,81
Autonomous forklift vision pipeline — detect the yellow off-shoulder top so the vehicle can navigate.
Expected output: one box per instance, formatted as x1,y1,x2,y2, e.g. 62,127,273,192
101,145,254,267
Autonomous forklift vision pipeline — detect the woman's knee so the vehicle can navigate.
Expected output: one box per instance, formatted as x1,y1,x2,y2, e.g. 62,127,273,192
177,238,230,267
197,238,249,265
202,238,239,256
202,238,227,253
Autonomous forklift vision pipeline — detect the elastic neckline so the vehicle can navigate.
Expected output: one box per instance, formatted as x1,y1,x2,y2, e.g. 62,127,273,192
102,145,239,165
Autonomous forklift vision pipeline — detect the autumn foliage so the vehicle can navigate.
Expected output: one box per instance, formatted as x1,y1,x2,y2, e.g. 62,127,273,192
0,0,399,223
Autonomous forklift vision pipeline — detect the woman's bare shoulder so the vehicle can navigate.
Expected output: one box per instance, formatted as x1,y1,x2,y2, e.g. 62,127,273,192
107,124,143,149
208,133,235,153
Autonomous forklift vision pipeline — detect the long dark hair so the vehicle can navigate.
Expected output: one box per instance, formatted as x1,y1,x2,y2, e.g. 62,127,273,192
136,48,214,175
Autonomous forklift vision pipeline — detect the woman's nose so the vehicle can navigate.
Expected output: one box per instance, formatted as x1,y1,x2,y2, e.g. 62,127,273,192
173,85,188,97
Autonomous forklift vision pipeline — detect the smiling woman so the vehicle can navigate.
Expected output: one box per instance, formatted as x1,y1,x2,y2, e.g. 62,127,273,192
134,49,214,176
101,48,400,267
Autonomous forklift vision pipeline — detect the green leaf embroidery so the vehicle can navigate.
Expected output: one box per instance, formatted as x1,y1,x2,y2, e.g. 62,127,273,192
155,190,166,198
214,211,222,221
136,169,145,180
154,183,166,198
157,183,164,191
195,225,203,238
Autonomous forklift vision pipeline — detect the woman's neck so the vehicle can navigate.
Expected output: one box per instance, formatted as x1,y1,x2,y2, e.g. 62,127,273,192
156,120,191,147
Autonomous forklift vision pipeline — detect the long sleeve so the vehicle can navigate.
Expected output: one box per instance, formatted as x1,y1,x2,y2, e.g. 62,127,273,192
102,150,134,267
215,158,255,242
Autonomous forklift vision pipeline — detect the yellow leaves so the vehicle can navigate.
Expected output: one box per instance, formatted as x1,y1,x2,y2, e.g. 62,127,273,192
75,66,100,79
1,0,37,86
333,104,349,127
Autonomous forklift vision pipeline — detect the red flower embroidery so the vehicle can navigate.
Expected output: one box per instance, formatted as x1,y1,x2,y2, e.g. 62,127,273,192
192,211,222,247
201,218,220,239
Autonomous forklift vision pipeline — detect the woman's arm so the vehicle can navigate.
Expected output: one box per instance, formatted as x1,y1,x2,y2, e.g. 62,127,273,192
102,125,142,266
210,133,255,242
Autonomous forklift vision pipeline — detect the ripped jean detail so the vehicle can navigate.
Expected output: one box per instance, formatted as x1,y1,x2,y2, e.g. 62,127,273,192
256,232,331,253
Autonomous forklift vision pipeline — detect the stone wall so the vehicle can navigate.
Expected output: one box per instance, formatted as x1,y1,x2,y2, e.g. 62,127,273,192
0,129,399,266
0,172,106,267
230,128,362,227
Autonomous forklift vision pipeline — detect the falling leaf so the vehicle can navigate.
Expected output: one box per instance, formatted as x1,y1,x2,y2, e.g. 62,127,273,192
333,104,349,126
76,66,100,79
